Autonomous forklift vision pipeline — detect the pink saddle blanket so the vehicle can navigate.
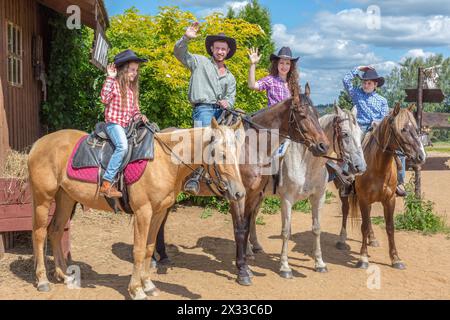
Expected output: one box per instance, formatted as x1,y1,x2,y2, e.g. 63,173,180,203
66,135,148,185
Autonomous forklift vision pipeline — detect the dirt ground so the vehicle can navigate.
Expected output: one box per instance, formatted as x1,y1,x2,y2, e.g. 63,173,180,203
1,164,449,300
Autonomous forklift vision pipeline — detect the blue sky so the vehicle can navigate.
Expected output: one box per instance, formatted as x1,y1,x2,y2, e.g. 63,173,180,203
104,0,450,104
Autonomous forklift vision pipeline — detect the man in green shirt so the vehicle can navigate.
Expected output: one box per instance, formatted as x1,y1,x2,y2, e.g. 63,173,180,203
174,22,237,127
174,22,237,194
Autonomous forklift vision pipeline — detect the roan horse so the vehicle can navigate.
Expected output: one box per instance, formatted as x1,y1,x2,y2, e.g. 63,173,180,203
270,106,367,278
338,103,426,269
154,84,331,285
28,118,246,300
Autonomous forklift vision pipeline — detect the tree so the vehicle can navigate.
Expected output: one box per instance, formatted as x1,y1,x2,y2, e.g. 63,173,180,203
227,0,275,69
337,90,353,110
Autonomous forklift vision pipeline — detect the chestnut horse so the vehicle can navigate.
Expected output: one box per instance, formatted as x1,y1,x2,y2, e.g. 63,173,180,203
28,119,246,300
342,103,426,269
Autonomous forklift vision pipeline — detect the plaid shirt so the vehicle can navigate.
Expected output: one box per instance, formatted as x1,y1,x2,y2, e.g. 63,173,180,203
343,68,389,126
100,77,140,127
256,75,291,107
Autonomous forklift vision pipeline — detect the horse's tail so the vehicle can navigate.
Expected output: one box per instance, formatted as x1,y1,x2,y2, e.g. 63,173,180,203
349,192,360,227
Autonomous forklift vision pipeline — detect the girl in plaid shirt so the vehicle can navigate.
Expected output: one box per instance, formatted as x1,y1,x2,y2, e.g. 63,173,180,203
99,49,148,198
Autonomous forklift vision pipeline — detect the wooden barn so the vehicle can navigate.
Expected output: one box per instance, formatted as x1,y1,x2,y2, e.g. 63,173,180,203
0,0,109,165
0,0,109,258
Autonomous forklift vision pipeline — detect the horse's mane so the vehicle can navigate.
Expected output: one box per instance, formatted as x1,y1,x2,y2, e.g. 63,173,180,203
364,108,416,160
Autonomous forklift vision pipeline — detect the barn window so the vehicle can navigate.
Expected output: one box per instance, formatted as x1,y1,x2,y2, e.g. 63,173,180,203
7,21,23,87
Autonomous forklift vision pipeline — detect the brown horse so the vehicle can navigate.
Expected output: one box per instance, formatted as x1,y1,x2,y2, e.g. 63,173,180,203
28,118,246,300
339,103,426,269
155,84,330,285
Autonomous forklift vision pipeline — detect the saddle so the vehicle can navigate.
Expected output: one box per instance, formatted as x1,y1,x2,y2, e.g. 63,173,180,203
71,118,159,214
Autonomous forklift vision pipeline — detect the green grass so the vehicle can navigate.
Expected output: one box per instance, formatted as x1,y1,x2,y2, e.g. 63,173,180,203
395,181,449,235
425,141,450,153
371,216,385,225
256,216,266,225
200,207,213,219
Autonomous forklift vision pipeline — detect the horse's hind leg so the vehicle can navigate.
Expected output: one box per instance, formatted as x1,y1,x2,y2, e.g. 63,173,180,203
310,192,328,273
356,202,371,269
247,200,264,256
279,196,293,278
48,189,76,283
336,194,351,250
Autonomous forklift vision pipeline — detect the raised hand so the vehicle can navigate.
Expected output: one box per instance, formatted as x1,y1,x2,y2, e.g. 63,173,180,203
248,47,262,65
107,63,117,78
358,65,374,72
185,22,200,39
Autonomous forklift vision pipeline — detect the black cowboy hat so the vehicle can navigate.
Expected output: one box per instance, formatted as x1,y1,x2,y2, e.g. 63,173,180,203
357,69,385,87
270,47,299,62
205,33,237,59
114,49,148,67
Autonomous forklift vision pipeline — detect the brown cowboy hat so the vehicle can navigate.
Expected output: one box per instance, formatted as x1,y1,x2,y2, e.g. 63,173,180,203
205,33,237,59
270,47,299,63
357,69,385,87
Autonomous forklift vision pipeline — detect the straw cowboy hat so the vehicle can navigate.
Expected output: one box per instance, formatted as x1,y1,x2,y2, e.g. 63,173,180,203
205,33,237,59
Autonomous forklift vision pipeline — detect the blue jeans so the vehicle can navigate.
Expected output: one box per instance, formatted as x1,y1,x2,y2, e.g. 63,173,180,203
103,123,128,182
192,104,224,128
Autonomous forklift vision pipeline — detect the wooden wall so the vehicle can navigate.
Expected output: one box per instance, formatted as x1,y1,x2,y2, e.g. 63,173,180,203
0,0,42,151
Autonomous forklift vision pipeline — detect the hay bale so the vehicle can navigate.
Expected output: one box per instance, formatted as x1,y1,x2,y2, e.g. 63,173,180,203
0,150,28,181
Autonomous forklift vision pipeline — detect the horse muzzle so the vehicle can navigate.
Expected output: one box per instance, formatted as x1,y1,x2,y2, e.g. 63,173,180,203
309,142,329,157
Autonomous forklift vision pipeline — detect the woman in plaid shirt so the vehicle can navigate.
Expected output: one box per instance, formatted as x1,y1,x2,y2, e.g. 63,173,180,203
99,50,148,198
247,46,300,107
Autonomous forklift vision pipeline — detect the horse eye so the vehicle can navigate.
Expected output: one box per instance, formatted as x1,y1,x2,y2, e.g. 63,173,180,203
342,133,349,138
401,128,407,133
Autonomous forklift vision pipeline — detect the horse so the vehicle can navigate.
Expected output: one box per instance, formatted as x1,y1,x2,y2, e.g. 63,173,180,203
153,83,331,285
28,118,246,300
272,105,367,278
339,103,426,269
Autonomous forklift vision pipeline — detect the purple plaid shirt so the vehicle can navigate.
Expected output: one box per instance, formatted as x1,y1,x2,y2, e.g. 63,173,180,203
256,75,291,107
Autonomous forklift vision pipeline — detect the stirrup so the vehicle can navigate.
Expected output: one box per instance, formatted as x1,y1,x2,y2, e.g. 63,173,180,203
183,167,205,195
326,161,353,188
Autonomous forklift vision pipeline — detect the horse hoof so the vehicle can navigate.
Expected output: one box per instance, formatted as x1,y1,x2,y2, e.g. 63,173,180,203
130,288,148,300
392,262,406,270
252,247,265,254
246,268,254,278
336,242,350,250
315,266,328,273
279,270,293,279
150,259,157,268
355,261,369,269
236,276,252,286
145,287,160,297
37,282,51,292
369,240,380,247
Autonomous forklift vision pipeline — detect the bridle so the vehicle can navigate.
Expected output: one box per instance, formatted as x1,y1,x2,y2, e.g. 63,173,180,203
372,115,414,159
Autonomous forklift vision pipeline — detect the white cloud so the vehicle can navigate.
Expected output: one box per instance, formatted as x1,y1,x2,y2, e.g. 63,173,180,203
400,49,436,62
348,0,450,16
197,1,249,17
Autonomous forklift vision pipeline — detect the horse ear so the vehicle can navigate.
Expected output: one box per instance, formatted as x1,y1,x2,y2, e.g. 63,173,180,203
393,102,401,117
305,82,311,97
230,118,242,130
334,102,343,116
408,103,416,112
211,117,219,129
351,106,358,119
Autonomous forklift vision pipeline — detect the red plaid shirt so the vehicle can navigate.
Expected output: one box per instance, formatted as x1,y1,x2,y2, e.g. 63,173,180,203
101,77,140,127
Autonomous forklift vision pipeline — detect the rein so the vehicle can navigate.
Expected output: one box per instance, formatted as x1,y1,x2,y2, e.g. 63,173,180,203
145,123,230,197
321,116,350,162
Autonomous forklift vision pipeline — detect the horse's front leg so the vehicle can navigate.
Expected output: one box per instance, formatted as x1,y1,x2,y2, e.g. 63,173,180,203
336,194,351,250
230,198,252,286
356,201,371,269
279,196,294,278
310,191,328,272
383,196,405,269
128,203,152,300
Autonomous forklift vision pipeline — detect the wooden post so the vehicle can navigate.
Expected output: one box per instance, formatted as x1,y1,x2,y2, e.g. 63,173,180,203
415,68,424,198
0,76,10,170
0,233,5,260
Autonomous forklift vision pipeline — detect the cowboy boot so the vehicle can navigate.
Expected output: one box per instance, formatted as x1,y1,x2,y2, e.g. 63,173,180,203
183,167,205,195
326,160,353,189
99,180,122,198
394,155,406,197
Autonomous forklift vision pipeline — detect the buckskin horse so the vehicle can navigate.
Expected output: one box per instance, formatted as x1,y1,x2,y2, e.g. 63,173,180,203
339,103,426,269
28,118,246,300
154,83,331,285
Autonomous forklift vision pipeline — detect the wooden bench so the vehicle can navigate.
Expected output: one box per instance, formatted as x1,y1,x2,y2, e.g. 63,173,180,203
0,178,71,260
